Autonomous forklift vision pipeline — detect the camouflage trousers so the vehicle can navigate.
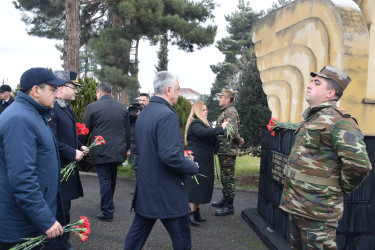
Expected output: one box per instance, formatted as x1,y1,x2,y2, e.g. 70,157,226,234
218,155,236,199
290,214,338,250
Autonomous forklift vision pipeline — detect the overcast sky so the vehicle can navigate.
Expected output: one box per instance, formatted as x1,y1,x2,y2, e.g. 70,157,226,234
0,0,276,95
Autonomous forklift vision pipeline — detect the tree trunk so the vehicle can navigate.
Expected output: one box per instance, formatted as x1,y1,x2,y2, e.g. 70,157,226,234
64,0,80,73
134,39,139,78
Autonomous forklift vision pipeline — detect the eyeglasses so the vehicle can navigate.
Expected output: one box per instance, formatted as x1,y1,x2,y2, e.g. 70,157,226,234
64,85,79,91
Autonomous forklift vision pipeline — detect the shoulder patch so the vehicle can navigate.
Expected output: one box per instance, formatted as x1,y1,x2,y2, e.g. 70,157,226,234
334,108,358,124
343,131,359,144
334,107,351,118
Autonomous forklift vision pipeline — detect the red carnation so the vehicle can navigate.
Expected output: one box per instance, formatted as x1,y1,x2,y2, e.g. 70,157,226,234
76,123,89,135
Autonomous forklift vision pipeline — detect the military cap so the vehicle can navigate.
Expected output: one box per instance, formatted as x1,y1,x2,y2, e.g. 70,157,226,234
53,70,82,87
310,65,351,90
217,88,235,98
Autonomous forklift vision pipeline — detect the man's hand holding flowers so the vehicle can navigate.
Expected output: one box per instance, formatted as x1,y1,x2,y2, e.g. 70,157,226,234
81,145,89,156
11,217,91,250
61,123,106,182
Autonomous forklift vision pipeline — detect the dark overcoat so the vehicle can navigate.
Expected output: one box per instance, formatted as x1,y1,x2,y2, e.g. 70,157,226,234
0,96,14,115
49,100,83,201
82,95,130,164
186,119,224,204
133,96,198,219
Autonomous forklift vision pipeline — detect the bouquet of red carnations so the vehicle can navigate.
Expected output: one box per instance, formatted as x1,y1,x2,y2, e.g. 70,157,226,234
10,216,91,250
266,117,299,136
61,123,106,182
184,150,206,185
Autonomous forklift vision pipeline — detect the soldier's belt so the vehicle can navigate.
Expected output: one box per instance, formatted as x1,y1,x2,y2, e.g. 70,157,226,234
283,166,339,186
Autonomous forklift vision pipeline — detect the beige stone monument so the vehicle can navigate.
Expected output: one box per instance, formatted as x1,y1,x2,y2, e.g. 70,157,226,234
252,0,375,135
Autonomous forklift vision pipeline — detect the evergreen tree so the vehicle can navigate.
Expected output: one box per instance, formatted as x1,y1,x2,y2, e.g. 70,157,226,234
70,76,98,123
155,34,169,73
174,96,192,139
208,0,270,156
89,0,217,102
78,45,98,77
14,0,217,103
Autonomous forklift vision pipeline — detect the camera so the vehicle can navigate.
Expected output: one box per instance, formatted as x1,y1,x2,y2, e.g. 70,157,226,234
128,102,143,116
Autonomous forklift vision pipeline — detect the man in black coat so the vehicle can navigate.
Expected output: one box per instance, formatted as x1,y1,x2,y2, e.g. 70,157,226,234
128,93,150,174
82,82,130,222
124,71,198,250
0,84,14,115
49,70,87,250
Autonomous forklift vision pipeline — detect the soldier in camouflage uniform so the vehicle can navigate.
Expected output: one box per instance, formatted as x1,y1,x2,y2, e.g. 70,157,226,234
279,65,372,249
211,89,244,216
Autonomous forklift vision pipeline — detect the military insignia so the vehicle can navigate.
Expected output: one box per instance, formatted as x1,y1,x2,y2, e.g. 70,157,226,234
343,131,358,144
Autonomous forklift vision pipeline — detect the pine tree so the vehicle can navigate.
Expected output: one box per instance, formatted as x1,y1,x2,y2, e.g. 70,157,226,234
14,0,217,103
207,0,270,156
155,34,169,73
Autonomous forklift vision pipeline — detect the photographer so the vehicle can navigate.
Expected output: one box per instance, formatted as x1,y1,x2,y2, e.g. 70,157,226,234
128,93,150,174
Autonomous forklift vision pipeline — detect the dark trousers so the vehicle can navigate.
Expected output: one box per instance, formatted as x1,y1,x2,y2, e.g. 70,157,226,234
124,213,191,250
96,162,118,217
56,200,72,249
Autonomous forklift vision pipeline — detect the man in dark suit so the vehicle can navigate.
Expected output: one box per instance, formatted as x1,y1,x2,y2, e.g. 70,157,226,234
49,70,87,250
82,82,130,222
124,71,199,250
0,84,14,115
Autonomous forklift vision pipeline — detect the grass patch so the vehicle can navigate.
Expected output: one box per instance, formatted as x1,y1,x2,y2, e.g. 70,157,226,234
117,155,261,191
214,155,260,191
117,160,136,179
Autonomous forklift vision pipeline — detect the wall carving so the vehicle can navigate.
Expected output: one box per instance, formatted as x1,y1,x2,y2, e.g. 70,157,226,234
252,0,375,134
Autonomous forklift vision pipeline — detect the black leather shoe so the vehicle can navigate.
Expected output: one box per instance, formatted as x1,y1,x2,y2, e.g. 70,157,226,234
215,206,234,216
211,197,226,208
215,198,234,216
96,212,113,222
195,208,206,222
189,212,200,226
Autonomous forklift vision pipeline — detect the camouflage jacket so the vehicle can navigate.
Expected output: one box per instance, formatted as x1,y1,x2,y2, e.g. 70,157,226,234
217,103,241,156
279,101,371,222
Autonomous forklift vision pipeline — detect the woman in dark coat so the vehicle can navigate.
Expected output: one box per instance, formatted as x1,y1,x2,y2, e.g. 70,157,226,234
185,101,228,226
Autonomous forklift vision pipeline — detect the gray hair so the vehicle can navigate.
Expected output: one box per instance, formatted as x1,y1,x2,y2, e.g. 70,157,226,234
153,71,179,95
97,82,112,93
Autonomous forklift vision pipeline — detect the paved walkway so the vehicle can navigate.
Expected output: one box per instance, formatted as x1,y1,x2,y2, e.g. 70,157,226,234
70,173,266,250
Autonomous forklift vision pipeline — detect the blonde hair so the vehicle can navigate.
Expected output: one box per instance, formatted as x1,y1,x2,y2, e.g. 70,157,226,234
184,101,210,145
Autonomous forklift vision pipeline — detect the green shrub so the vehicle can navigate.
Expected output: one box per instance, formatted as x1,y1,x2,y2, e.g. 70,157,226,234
71,76,98,122
174,96,192,139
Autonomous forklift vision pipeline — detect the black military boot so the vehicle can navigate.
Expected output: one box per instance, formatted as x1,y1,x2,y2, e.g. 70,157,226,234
189,211,200,226
194,208,206,222
211,197,227,208
215,198,234,216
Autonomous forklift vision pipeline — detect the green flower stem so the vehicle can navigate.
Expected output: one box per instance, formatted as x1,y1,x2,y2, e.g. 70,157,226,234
10,220,86,250
191,173,207,185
